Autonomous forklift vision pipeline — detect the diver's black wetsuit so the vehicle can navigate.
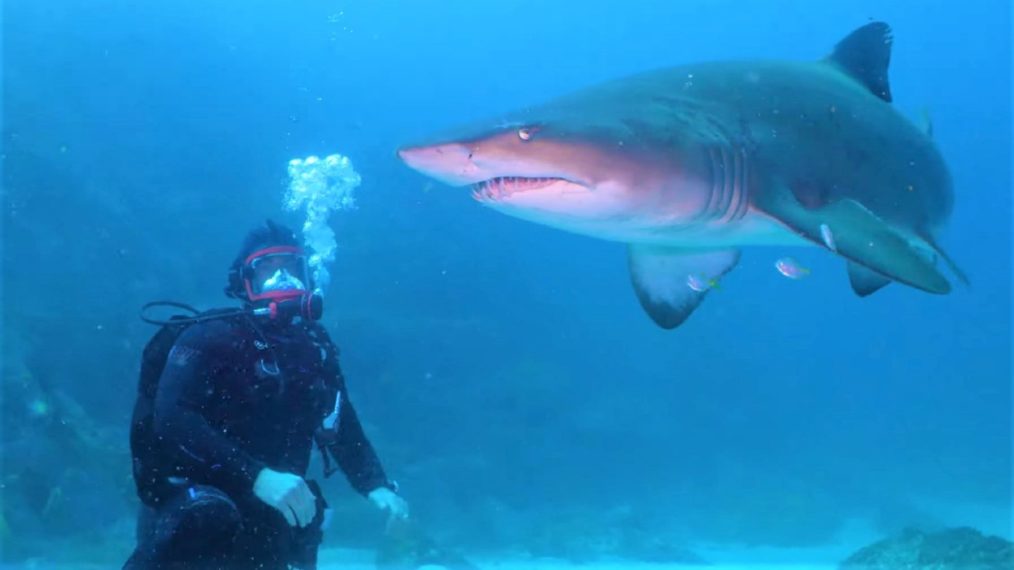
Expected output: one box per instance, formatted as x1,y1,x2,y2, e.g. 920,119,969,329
124,315,393,570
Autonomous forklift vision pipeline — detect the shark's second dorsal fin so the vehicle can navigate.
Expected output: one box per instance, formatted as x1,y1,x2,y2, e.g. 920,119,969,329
826,21,894,103
918,107,935,139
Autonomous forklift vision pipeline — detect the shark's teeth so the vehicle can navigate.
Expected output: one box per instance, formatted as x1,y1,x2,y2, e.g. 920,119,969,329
472,177,562,201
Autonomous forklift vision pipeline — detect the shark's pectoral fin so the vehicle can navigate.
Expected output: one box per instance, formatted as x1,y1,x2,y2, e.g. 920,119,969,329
847,262,892,297
755,186,951,294
627,246,740,329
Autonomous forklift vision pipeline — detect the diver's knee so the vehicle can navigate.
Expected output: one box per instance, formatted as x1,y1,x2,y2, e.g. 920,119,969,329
156,485,241,556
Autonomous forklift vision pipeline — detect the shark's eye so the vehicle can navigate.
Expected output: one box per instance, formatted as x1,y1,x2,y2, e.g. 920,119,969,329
517,127,534,141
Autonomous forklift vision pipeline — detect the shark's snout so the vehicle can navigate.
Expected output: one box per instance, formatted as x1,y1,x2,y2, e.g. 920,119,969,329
397,143,483,186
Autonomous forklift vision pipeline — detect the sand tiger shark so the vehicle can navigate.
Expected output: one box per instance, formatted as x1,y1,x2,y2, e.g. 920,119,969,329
398,22,967,329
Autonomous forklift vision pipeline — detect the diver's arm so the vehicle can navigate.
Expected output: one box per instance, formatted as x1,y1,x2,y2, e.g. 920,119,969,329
153,325,266,494
325,364,395,496
334,393,393,495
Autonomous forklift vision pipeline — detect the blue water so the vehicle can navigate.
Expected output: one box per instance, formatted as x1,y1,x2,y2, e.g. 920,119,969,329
2,0,1010,566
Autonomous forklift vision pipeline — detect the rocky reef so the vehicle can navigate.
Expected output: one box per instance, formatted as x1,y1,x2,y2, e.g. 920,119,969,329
1,326,135,563
840,527,1014,570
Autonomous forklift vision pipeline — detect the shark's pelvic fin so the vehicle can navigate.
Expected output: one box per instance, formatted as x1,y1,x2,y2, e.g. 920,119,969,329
825,21,893,103
755,185,951,294
847,262,892,297
627,246,740,329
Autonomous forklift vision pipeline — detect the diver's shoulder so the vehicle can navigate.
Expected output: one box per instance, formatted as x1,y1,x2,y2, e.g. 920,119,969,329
173,311,254,347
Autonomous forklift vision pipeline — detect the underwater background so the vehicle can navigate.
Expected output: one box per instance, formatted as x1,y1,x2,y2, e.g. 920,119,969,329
2,0,1011,567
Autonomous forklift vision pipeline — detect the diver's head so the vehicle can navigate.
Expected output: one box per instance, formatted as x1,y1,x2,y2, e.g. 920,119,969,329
226,219,323,322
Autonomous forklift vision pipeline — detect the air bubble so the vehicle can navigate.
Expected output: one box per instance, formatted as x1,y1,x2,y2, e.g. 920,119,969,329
284,153,362,292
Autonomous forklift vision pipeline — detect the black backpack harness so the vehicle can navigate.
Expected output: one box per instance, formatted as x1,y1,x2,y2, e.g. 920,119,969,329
130,301,343,507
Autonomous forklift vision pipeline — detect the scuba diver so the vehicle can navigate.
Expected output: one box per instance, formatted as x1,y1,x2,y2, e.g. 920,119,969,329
124,219,408,570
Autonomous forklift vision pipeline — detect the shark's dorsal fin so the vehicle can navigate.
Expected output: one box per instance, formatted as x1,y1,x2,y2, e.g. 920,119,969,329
826,22,894,103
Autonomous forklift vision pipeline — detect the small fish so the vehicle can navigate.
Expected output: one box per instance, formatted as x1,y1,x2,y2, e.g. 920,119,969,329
687,273,720,292
775,257,811,279
820,223,837,252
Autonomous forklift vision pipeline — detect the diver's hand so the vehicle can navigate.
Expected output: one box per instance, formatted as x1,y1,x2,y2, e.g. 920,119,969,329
368,486,409,521
253,468,317,528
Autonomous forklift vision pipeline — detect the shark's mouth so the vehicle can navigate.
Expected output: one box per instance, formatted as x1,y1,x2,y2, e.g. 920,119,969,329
471,176,569,201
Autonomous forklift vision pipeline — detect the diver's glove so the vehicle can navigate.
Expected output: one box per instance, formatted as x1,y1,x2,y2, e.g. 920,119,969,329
253,468,318,528
368,486,409,521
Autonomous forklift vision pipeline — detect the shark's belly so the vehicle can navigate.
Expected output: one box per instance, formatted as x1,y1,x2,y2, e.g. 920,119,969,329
591,209,813,248
525,208,814,248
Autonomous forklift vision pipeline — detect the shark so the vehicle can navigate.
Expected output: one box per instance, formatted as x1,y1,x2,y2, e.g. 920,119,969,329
397,22,967,329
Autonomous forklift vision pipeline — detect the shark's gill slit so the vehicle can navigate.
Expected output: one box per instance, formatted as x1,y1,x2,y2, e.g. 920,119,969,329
706,147,724,220
713,147,734,219
707,145,749,223
733,149,750,221
722,148,748,223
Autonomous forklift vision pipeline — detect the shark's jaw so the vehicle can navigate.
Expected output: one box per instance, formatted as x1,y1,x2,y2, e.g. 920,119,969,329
467,174,634,233
469,176,574,202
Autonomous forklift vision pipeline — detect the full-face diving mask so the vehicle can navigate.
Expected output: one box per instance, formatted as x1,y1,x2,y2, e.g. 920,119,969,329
242,246,323,321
